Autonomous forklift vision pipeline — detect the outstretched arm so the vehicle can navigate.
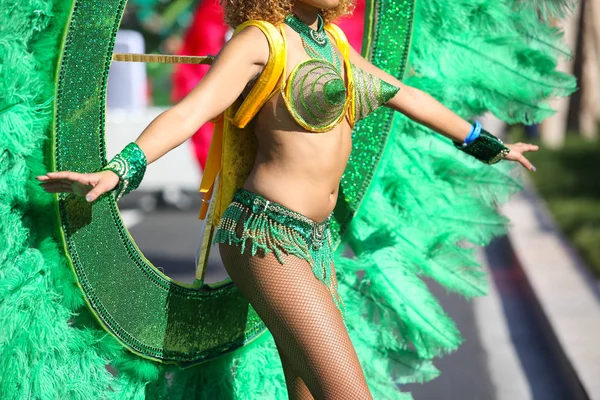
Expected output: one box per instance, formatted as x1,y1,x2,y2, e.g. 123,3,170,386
348,45,538,171
38,26,270,201
135,26,268,164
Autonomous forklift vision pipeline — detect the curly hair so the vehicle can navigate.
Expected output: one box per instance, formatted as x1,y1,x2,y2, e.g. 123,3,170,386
222,0,355,28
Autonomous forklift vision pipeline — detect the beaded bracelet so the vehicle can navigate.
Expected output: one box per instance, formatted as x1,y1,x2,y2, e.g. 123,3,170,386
464,120,482,145
102,142,147,201
454,128,510,164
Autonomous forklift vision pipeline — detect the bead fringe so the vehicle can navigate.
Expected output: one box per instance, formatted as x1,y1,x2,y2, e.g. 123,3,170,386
214,203,343,313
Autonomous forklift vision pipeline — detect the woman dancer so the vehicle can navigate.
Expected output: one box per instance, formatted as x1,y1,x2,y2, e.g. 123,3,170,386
39,1,541,398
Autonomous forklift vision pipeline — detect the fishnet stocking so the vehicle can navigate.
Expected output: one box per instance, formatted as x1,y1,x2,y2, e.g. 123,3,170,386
219,242,372,400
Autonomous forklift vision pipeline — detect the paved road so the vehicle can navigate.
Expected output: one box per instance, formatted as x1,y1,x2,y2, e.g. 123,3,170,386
123,198,572,400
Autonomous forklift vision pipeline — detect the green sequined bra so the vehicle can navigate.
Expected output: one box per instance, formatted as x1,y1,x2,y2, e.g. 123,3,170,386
282,14,400,133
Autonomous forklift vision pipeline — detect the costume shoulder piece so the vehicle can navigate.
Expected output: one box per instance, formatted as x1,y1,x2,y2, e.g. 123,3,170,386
325,22,400,124
199,19,286,224
228,20,286,128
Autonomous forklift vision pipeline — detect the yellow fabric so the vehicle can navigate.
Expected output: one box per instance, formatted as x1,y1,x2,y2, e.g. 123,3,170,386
199,20,286,223
233,22,287,128
199,21,353,223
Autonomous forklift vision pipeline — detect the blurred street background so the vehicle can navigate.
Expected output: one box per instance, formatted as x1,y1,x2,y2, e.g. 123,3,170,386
106,1,600,399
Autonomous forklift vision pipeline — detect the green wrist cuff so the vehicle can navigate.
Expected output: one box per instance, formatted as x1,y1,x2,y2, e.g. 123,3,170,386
454,129,510,164
102,142,147,200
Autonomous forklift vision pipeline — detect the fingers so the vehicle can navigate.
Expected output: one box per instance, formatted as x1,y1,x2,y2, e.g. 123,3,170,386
505,143,538,172
84,181,114,203
42,179,73,186
514,142,539,153
38,176,79,194
39,182,74,193
37,171,90,184
514,152,536,172
37,171,119,201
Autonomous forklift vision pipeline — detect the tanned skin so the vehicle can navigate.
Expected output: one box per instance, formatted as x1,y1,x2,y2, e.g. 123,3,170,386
37,0,537,223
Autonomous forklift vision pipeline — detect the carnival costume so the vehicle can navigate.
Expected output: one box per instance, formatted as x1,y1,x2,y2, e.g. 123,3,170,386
205,16,400,317
172,1,367,170
0,1,576,399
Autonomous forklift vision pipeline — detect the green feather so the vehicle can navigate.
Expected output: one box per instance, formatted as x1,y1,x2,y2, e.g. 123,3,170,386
514,0,576,21
0,0,577,398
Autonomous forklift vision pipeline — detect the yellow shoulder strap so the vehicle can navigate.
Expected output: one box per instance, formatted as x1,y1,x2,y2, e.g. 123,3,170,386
232,20,287,128
199,20,286,220
325,23,355,127
324,23,350,60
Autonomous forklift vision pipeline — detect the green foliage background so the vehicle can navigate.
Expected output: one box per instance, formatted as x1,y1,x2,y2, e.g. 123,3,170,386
516,129,600,278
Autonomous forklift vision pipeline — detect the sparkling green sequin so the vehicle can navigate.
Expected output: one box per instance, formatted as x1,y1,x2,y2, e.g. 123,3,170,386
53,0,266,365
331,0,416,246
455,129,510,164
102,142,147,200
285,14,341,70
324,79,347,105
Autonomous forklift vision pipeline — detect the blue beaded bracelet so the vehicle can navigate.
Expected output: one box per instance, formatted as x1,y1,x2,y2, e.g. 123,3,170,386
463,120,482,146
454,128,510,164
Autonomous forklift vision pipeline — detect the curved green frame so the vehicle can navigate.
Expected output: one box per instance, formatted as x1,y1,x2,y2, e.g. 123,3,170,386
51,0,415,365
331,0,415,245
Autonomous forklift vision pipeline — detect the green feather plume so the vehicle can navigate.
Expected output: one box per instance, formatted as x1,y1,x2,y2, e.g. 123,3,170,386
0,0,577,399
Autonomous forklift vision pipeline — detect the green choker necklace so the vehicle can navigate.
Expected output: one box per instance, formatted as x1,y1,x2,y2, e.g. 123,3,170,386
284,13,341,70
285,13,328,47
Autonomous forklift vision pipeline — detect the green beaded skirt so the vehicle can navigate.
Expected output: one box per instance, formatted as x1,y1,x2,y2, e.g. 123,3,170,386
214,190,342,312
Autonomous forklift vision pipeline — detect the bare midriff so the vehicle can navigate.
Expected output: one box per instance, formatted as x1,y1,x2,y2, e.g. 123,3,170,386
242,26,351,223
243,92,352,223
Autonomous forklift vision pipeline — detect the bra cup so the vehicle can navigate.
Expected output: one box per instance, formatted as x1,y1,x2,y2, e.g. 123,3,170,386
323,79,347,105
283,59,348,133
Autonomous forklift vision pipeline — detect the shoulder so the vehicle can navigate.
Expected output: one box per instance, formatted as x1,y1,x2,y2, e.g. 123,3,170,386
225,22,272,66
234,20,283,44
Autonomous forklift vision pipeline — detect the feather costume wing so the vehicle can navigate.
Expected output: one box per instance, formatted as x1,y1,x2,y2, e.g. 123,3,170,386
0,0,575,398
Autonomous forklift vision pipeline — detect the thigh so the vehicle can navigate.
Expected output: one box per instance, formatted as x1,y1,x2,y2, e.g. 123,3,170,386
219,243,372,400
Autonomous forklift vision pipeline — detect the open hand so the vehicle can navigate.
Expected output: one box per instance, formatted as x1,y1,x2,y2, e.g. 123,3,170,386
504,143,539,171
36,170,120,202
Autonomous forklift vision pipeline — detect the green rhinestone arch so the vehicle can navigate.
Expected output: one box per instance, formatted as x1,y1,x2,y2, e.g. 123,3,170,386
331,0,416,245
51,0,415,364
52,0,265,365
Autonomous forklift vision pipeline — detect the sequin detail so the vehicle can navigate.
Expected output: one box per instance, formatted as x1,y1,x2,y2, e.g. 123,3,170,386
53,0,266,365
455,129,511,164
102,142,147,200
331,0,416,246
214,190,343,313
284,14,340,69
